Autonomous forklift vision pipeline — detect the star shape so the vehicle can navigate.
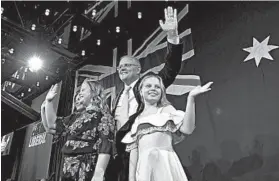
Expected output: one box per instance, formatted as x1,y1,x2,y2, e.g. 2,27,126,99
243,36,278,67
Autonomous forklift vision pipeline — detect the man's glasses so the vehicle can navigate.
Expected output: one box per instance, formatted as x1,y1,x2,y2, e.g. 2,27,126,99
116,64,139,71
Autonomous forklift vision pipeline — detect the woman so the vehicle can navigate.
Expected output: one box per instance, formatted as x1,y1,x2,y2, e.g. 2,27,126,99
41,79,115,181
121,73,213,181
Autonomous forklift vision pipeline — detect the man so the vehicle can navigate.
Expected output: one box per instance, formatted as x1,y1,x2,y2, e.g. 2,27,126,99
109,7,183,181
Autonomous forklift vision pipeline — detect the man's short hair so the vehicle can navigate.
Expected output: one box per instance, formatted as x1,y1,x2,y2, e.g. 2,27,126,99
119,55,141,67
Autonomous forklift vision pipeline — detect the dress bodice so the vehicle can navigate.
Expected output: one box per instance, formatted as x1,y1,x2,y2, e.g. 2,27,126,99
121,106,186,151
55,110,115,155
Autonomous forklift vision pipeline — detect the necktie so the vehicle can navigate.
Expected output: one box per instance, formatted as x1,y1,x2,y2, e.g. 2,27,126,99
122,86,131,120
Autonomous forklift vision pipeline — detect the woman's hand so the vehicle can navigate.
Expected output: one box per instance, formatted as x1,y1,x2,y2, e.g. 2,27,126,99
189,82,213,98
46,84,58,102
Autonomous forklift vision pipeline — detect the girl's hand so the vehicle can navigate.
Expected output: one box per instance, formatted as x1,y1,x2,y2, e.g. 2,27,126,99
189,82,213,98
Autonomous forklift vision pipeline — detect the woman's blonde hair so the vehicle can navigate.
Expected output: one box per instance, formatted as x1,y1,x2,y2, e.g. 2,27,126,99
138,74,171,107
83,79,110,114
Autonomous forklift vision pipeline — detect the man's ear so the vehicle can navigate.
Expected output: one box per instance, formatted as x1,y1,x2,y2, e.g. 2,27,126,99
137,67,141,74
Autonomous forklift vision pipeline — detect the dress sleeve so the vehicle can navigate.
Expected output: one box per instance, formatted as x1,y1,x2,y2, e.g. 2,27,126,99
97,112,115,154
126,142,138,152
121,131,138,152
168,110,186,145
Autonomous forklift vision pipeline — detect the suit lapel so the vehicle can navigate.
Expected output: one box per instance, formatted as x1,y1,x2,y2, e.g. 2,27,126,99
112,88,124,116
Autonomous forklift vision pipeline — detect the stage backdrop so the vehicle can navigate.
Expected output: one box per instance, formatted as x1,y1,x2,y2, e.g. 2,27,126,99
74,2,279,181
17,122,53,181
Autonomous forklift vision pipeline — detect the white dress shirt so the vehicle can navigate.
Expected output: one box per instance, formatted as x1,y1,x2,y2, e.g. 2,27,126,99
115,79,139,130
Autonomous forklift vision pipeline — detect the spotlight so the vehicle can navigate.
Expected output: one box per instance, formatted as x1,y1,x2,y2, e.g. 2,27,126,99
73,25,77,32
28,56,43,72
92,9,96,16
97,39,101,46
9,48,14,54
28,88,32,92
58,38,62,44
81,50,85,56
138,12,142,19
1,7,4,15
1,58,5,64
31,24,36,31
45,76,49,80
36,82,40,87
16,75,19,79
21,93,24,97
45,9,50,16
8,82,12,86
116,26,120,33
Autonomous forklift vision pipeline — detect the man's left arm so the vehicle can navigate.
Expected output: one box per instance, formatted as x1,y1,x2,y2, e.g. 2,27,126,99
158,7,183,88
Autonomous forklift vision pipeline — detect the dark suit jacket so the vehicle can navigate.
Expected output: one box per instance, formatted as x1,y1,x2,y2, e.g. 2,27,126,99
106,42,183,181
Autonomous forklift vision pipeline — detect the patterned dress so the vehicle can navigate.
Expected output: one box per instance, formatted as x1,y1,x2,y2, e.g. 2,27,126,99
55,108,115,181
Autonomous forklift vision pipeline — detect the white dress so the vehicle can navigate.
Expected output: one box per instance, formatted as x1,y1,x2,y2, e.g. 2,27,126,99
122,106,189,181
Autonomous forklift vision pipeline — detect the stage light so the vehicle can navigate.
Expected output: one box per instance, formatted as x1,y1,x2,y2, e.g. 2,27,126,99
36,82,40,87
28,88,32,92
116,26,120,33
8,82,12,86
45,9,50,16
21,93,24,97
28,56,43,72
2,58,5,64
92,9,96,16
9,48,14,54
81,50,85,56
73,25,77,32
97,39,101,46
1,7,4,15
31,24,36,31
45,76,49,80
138,12,142,19
58,38,62,44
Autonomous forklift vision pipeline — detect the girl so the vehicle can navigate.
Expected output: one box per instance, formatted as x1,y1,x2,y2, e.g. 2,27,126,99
121,73,212,181
41,79,115,181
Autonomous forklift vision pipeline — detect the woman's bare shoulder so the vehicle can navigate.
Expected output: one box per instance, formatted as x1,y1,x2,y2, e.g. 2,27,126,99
161,105,176,113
